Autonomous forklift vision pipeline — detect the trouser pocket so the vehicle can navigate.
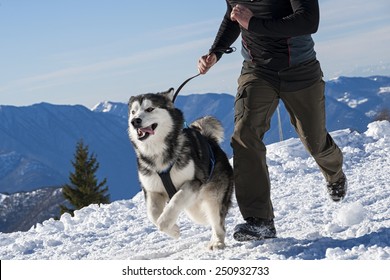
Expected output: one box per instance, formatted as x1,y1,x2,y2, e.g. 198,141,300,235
234,88,245,124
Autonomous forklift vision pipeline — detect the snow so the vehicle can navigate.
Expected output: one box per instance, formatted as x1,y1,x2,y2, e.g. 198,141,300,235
0,121,389,260
337,92,368,108
378,87,390,95
0,193,7,204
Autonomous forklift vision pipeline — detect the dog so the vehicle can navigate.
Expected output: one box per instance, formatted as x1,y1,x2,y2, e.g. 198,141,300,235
127,88,234,250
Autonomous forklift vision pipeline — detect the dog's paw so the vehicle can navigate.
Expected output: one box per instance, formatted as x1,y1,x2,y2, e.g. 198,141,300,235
207,240,226,250
157,215,172,230
157,216,180,239
159,224,180,239
167,224,180,239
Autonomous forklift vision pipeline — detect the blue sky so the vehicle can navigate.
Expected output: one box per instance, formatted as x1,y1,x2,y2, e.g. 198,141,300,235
0,0,389,107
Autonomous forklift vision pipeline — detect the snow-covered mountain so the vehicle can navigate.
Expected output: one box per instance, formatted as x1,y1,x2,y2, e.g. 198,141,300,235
0,187,67,233
0,102,139,200
0,121,388,260
326,76,390,118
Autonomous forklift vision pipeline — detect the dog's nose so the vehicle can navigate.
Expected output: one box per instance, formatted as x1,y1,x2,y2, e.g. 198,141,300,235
131,118,142,128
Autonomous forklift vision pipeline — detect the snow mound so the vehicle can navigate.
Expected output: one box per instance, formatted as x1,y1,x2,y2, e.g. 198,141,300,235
335,202,367,227
365,120,390,140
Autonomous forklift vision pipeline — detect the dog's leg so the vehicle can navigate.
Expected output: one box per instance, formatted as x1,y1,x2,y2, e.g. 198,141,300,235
145,191,167,226
157,184,197,239
204,200,227,250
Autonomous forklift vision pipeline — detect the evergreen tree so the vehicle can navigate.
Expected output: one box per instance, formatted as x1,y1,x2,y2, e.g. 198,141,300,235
374,108,390,122
60,140,110,216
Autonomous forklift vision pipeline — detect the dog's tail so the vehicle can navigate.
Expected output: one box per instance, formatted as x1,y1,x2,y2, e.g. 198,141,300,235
190,116,224,144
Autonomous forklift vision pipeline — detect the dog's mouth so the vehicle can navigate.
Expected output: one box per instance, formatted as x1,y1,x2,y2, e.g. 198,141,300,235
137,123,158,140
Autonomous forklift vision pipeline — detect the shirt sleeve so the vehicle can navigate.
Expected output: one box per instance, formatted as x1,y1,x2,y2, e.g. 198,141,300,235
248,0,320,37
209,0,241,60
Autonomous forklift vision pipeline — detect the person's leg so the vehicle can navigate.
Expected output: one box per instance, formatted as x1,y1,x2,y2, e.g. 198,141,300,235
231,73,279,220
280,79,344,184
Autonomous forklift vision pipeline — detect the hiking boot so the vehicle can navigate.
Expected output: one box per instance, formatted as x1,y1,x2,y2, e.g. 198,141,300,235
327,174,347,202
233,217,277,241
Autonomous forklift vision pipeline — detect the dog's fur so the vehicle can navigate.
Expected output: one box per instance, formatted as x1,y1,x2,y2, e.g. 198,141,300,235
127,88,234,250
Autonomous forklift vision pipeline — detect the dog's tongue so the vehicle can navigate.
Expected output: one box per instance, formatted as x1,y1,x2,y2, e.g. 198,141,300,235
140,126,155,135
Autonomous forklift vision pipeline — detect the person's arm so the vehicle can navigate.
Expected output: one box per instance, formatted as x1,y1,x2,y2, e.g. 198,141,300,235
248,0,320,37
198,0,241,74
209,0,241,61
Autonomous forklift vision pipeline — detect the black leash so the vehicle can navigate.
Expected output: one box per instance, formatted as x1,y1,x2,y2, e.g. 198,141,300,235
172,73,201,103
172,46,236,103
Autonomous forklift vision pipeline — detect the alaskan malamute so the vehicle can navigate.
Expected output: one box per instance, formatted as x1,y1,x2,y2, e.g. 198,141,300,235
127,88,234,250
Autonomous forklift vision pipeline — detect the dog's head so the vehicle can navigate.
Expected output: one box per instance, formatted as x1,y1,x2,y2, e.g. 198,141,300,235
128,88,183,145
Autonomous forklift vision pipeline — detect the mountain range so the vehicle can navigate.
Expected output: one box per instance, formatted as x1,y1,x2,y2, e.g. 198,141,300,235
0,75,389,232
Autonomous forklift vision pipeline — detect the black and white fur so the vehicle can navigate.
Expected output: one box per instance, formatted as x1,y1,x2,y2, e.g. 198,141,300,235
127,88,234,250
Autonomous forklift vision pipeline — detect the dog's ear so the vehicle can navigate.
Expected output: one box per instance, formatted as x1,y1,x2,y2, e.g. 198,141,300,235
128,95,137,106
160,88,175,101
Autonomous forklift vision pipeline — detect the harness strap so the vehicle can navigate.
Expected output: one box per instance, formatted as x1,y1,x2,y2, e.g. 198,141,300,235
158,167,177,200
157,128,216,200
207,143,216,182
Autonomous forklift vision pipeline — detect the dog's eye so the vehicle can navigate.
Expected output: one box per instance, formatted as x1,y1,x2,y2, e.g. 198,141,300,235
131,110,135,115
145,107,154,113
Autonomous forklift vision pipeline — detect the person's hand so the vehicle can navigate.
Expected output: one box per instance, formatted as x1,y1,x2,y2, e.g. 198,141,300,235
231,4,253,30
197,53,217,74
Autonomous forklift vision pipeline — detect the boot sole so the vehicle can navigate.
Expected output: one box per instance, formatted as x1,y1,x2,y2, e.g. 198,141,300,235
233,231,277,242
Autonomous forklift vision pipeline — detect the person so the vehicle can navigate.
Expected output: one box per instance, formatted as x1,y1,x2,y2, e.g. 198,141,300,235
197,0,347,241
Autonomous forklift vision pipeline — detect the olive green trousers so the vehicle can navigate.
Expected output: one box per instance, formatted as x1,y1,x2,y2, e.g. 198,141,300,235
231,73,344,220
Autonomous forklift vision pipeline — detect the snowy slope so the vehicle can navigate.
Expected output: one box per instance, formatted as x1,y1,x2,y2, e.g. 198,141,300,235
0,121,389,260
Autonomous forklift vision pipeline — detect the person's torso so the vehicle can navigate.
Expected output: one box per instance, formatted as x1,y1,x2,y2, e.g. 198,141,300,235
227,0,316,70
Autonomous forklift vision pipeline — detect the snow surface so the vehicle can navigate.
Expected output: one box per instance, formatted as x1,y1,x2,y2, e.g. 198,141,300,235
0,121,389,260
379,87,390,95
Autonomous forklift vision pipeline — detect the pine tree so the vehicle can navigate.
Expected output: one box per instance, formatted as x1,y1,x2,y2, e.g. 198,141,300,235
374,108,390,122
60,140,110,216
